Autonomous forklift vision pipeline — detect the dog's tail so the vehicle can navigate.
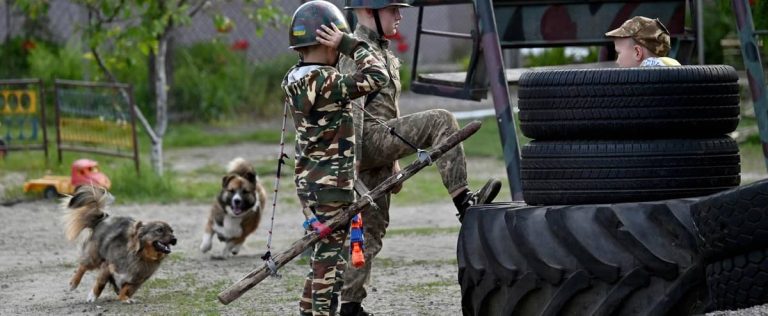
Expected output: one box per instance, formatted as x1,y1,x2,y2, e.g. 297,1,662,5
227,157,257,183
62,185,111,241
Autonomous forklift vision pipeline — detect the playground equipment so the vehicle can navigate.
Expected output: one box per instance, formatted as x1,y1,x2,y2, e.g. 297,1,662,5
23,159,111,199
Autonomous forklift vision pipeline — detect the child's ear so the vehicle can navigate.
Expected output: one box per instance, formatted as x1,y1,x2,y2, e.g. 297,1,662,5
633,45,644,61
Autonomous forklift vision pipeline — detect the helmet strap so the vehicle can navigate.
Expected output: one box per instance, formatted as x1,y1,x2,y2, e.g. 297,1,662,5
373,9,385,39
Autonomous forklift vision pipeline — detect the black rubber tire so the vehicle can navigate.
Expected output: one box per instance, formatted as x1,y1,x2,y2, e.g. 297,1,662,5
705,248,768,311
517,65,740,139
43,186,58,199
691,179,768,261
458,201,707,315
521,138,741,206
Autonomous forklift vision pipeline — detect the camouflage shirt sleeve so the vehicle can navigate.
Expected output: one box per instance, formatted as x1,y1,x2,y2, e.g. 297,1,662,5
338,55,365,167
318,33,389,104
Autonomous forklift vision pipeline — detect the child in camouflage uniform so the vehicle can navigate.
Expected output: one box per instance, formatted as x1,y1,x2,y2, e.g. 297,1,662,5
281,1,388,315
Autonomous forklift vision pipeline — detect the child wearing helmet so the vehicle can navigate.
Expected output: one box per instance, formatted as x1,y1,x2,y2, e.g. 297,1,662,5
281,1,388,315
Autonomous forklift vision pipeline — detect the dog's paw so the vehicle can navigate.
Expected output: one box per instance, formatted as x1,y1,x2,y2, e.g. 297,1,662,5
200,239,212,253
69,282,78,291
230,244,242,256
86,290,97,303
120,298,135,304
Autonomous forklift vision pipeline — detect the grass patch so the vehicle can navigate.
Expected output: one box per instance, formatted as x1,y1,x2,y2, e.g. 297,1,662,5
0,149,220,204
401,279,457,296
143,277,176,290
139,274,227,314
59,262,76,269
158,124,294,149
460,117,530,159
368,257,457,269
392,160,510,204
387,226,459,237
167,252,185,264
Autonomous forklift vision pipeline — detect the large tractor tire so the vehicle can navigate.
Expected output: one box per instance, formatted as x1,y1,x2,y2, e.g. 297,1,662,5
458,201,707,315
521,137,740,205
691,179,768,261
705,248,768,311
690,180,768,311
517,65,740,140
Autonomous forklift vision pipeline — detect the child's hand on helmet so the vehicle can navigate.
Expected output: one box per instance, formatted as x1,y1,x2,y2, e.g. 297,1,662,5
316,24,344,49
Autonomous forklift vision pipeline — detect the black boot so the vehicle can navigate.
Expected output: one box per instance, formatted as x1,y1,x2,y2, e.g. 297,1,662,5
330,293,339,316
453,178,502,223
340,302,373,316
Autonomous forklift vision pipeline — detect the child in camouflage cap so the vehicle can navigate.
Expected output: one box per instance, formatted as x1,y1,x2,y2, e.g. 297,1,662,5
281,1,388,315
606,16,681,67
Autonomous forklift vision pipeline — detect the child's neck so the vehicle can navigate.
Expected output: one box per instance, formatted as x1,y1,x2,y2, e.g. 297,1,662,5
302,49,334,65
302,57,330,65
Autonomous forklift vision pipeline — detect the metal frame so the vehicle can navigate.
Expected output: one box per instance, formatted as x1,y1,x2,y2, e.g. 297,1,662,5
53,79,140,173
0,78,49,164
408,0,703,201
732,0,768,172
409,0,488,101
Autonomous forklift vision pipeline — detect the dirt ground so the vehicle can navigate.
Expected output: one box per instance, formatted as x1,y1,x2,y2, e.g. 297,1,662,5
0,199,465,315
3,92,767,314
0,135,506,315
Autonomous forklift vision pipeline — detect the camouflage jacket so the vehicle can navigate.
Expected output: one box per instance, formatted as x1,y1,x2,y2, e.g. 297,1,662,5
281,33,388,204
338,25,403,164
341,25,402,123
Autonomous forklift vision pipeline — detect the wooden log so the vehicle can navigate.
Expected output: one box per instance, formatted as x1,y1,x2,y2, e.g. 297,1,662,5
217,120,482,305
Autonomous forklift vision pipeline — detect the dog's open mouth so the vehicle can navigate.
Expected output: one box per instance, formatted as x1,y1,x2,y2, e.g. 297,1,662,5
153,240,173,254
231,203,246,216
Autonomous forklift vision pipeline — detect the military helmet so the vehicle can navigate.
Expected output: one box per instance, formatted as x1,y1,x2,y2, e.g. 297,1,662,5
289,1,351,49
344,0,412,10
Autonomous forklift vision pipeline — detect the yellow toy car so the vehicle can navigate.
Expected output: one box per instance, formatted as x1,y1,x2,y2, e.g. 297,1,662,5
23,159,111,199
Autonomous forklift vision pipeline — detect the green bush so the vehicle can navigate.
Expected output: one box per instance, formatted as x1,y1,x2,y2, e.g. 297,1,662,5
171,42,295,121
27,40,94,84
0,37,34,78
248,54,298,117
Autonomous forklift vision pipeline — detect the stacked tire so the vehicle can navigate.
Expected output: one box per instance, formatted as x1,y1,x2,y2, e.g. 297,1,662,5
458,65,745,315
517,65,742,205
691,179,768,311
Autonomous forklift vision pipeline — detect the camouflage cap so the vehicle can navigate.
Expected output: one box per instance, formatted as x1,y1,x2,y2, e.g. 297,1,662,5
344,0,412,10
605,16,671,57
289,1,351,49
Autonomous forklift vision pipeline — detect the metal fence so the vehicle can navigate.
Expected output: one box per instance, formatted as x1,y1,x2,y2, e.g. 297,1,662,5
0,78,49,162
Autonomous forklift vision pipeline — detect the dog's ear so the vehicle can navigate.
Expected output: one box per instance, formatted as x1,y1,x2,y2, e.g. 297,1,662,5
67,187,89,208
127,221,144,254
244,171,256,185
222,174,235,189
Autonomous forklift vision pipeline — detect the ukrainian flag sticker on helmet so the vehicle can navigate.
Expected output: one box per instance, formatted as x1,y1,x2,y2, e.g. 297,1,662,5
293,24,306,36
335,21,348,30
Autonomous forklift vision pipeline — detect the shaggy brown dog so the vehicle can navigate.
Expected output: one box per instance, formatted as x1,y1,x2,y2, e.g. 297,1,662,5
63,185,176,303
200,157,266,258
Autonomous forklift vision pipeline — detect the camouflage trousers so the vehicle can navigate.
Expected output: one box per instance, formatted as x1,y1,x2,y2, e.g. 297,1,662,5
299,201,349,316
341,109,468,303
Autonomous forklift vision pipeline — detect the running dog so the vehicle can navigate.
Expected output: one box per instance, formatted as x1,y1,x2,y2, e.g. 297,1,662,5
200,157,266,258
63,185,176,303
